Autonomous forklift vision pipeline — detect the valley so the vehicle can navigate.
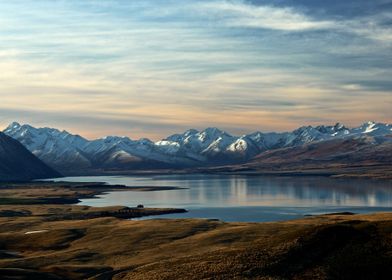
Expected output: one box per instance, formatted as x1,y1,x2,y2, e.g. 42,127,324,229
0,122,391,279
1,0,391,279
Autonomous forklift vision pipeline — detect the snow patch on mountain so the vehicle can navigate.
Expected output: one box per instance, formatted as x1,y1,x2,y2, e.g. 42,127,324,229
3,121,391,174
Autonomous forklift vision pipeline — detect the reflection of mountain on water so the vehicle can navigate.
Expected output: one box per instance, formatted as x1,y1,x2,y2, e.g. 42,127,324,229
169,175,392,207
55,175,392,209
238,176,392,207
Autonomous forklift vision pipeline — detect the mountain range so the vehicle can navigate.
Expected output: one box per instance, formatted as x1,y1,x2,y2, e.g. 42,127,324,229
3,121,391,176
0,132,61,181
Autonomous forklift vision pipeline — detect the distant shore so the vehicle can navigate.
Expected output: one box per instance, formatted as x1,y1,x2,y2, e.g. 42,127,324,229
57,164,392,180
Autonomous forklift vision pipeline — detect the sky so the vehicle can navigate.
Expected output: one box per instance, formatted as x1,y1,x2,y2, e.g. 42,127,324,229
0,0,391,140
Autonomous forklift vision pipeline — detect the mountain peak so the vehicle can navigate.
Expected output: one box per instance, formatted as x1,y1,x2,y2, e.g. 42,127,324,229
5,121,21,131
202,127,231,137
5,122,59,134
361,121,377,131
2,121,391,176
360,121,377,128
334,122,345,130
293,125,317,134
203,127,222,133
184,129,199,136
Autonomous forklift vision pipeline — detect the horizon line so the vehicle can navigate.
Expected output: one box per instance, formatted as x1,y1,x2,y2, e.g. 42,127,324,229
2,120,389,142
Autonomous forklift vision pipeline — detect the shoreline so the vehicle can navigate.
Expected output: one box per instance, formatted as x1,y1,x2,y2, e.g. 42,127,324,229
53,164,392,180
0,181,187,220
0,181,392,279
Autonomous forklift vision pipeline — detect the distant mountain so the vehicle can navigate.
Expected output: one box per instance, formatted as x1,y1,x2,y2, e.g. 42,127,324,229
0,132,61,181
3,121,391,175
212,134,392,179
247,134,392,168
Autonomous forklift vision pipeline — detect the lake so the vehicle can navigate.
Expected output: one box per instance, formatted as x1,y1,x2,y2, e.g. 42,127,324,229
49,174,392,222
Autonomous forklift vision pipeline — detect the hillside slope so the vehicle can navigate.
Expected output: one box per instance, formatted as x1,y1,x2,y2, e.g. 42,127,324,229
211,135,392,179
0,132,61,181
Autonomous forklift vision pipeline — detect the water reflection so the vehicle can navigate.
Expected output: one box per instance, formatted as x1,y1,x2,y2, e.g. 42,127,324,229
50,175,392,221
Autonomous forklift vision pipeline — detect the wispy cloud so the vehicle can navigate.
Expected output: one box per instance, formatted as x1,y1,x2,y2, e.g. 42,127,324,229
343,13,392,43
192,0,392,43
0,0,390,138
193,0,334,31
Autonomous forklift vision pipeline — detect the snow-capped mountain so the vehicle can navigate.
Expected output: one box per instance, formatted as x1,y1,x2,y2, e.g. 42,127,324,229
3,121,391,175
4,122,91,171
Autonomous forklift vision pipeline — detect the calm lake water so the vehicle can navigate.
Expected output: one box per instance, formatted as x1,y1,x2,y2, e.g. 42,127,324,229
49,174,392,222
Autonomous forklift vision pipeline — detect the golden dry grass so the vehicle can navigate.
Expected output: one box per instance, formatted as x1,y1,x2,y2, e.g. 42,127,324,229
1,183,392,279
0,212,391,279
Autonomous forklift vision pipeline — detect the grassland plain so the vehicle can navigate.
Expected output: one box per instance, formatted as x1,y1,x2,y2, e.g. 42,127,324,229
0,182,391,279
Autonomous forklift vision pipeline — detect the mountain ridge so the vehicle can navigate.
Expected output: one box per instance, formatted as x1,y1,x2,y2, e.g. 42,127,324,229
3,121,391,175
209,134,392,180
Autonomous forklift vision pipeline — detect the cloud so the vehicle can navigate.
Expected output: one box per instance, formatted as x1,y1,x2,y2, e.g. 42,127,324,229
194,0,334,31
0,0,390,138
191,0,392,43
344,14,392,43
341,84,364,91
0,107,195,141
